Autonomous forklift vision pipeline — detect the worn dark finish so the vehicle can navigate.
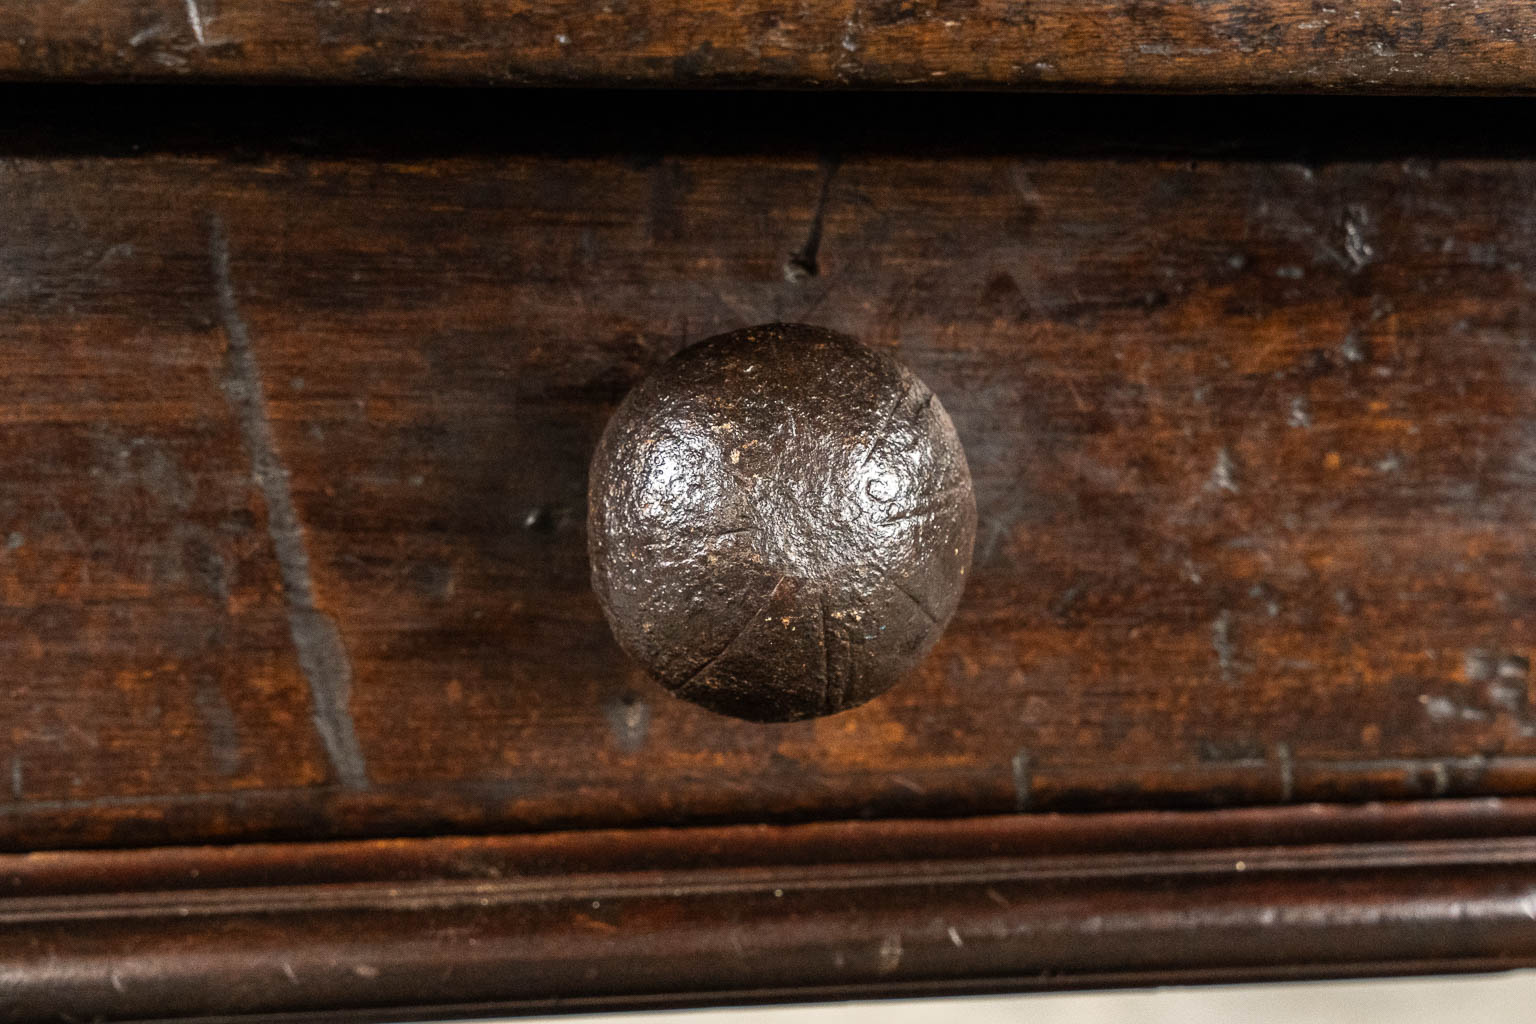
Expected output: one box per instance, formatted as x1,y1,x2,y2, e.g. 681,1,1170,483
4,50,1536,1023
3,96,1536,848
4,1,1536,93
4,802,1536,1021
589,324,975,722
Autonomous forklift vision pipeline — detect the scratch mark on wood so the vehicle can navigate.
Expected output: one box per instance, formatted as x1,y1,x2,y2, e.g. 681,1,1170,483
1011,748,1031,811
1288,395,1313,429
66,723,100,751
183,0,207,45
1275,742,1294,802
1212,609,1239,685
9,757,20,800
129,24,166,47
209,216,369,791
838,0,863,58
1208,447,1240,494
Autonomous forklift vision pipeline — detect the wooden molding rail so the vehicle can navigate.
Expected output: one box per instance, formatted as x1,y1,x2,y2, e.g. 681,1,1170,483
4,802,1536,1021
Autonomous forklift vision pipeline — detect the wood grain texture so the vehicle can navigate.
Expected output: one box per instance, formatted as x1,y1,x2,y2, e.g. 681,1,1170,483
4,92,1536,850
3,803,1536,1021
4,0,1536,91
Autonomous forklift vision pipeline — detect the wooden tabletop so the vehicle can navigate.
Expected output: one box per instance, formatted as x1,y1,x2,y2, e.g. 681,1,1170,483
3,0,1536,91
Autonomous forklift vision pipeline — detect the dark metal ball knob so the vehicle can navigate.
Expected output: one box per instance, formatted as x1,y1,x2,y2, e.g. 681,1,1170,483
588,323,976,722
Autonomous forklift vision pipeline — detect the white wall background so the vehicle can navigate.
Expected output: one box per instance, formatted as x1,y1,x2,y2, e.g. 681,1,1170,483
505,972,1536,1024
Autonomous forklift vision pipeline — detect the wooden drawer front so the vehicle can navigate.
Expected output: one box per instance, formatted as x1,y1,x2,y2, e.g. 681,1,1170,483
3,94,1534,849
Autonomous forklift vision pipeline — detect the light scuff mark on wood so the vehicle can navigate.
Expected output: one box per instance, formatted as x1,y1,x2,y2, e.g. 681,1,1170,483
183,0,207,45
209,215,370,790
1212,609,1239,685
1011,748,1032,811
1275,743,1294,802
603,693,651,753
876,933,902,974
1208,447,1240,494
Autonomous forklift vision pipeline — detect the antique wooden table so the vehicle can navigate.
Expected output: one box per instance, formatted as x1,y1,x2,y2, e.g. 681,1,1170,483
5,2,1536,1020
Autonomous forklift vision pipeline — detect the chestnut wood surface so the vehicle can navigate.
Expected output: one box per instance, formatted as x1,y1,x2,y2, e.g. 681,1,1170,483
4,0,1536,92
2,90,1535,852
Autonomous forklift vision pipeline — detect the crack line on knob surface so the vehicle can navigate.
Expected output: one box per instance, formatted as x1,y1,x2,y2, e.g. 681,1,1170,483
677,575,790,695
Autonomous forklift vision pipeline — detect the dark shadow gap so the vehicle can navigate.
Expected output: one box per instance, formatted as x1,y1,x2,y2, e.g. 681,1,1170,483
2,85,1536,160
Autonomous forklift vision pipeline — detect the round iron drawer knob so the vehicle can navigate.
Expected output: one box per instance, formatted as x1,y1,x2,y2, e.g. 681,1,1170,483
588,323,976,722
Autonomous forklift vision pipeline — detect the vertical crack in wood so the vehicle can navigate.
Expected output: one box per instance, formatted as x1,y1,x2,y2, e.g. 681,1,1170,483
209,216,370,790
785,157,839,282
